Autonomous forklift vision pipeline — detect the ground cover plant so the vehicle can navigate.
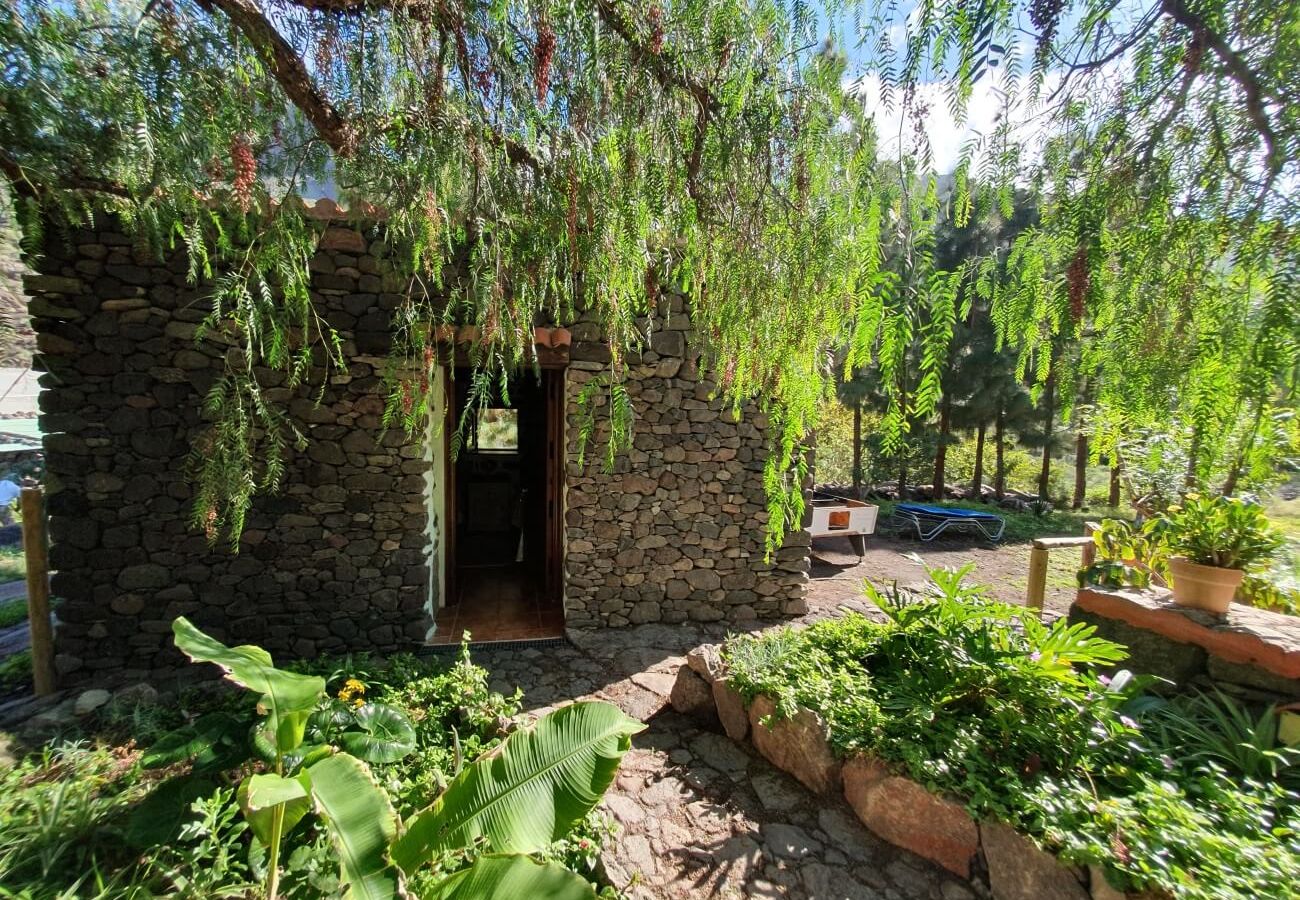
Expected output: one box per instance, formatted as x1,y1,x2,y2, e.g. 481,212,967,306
0,546,23,584
724,565,1300,898
0,596,26,629
0,628,639,898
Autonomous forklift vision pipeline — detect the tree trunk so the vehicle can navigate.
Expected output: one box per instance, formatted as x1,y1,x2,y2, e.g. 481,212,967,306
1037,371,1056,503
932,396,951,501
898,453,907,501
1072,431,1088,509
972,423,986,501
852,402,862,498
994,403,1006,500
1108,461,1121,508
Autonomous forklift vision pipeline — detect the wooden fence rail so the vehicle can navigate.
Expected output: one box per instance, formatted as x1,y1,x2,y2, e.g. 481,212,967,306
1025,523,1099,619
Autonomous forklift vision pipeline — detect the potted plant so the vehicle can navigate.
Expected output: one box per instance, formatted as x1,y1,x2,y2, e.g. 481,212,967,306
1145,495,1284,614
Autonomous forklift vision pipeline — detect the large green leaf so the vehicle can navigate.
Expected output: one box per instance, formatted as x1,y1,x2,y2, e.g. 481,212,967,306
141,711,247,771
308,753,403,900
238,771,313,846
125,775,218,848
172,616,324,718
339,702,418,764
392,701,644,873
426,855,597,900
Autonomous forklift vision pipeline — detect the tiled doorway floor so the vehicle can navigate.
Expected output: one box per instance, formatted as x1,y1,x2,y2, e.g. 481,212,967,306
429,567,565,644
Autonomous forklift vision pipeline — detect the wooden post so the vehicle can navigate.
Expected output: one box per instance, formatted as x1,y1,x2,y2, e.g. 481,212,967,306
21,486,56,696
1082,521,1099,569
1026,545,1050,619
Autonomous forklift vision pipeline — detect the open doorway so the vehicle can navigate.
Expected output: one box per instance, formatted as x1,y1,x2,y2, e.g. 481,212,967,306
431,367,565,643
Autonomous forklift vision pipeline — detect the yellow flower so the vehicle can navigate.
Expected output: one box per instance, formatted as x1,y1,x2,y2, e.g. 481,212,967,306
337,678,367,706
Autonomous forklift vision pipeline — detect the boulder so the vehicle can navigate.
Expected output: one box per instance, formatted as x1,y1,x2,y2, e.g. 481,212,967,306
748,695,842,796
669,666,716,720
73,689,111,716
713,679,750,742
685,644,724,684
842,754,978,879
981,820,1088,900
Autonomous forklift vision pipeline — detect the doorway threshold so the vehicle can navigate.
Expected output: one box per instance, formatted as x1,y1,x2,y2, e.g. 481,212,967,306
419,635,568,655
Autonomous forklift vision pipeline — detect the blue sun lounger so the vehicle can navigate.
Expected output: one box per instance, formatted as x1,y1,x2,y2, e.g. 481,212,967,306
894,503,1006,542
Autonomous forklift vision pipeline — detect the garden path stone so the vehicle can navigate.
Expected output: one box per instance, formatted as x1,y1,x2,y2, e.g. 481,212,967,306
466,623,981,899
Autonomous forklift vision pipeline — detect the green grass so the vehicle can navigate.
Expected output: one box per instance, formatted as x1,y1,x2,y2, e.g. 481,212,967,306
0,597,26,629
0,546,23,583
0,649,30,689
877,499,1127,544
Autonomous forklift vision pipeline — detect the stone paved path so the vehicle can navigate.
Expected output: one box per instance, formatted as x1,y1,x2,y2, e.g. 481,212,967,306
470,624,978,900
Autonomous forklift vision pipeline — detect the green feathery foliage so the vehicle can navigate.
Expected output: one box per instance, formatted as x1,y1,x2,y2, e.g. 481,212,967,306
2,0,1297,554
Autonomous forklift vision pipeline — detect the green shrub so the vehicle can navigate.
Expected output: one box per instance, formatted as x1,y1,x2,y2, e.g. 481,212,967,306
1148,494,1284,571
722,565,1300,899
0,635,636,900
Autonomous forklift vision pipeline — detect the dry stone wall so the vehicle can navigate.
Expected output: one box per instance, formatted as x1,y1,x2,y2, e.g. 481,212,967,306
563,291,810,627
27,222,431,684
24,213,808,684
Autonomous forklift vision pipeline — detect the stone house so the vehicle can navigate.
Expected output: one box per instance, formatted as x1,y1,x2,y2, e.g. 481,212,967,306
23,200,811,684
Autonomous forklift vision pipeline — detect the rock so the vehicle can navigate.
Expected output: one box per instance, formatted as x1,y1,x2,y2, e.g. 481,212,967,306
74,689,111,716
114,682,159,706
748,695,842,796
669,666,716,719
687,731,750,778
1088,864,1127,900
981,820,1088,900
116,564,169,591
842,754,978,879
686,644,724,683
630,671,676,697
713,679,750,742
762,822,823,859
801,862,882,899
747,772,805,813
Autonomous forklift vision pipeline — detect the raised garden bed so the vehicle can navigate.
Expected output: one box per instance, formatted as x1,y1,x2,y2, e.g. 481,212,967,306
676,652,1108,899
673,569,1300,900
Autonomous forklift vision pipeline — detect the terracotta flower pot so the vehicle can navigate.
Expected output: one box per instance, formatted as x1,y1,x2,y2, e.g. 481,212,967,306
533,326,553,348
1168,556,1244,614
549,327,572,348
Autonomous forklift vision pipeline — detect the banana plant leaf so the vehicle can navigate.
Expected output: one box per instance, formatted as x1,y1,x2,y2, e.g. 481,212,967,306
392,701,644,872
339,702,418,764
308,752,403,900
141,711,248,772
173,616,324,718
239,771,313,846
426,854,597,900
125,774,218,848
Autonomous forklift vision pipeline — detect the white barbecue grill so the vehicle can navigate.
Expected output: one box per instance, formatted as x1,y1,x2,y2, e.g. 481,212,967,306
810,491,879,557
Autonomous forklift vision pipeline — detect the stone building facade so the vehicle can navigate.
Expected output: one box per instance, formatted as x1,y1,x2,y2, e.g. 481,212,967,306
23,203,809,684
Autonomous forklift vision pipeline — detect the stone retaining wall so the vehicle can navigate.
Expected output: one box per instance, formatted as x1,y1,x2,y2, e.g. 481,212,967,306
1070,587,1300,703
672,649,1138,900
23,212,807,683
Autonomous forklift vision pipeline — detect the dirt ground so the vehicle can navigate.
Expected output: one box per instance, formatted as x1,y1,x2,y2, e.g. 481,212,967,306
806,529,1083,622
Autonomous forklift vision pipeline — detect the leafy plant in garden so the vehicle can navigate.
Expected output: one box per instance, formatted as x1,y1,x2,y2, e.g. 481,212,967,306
723,565,1300,898
1140,690,1300,785
168,618,643,899
1146,494,1285,571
